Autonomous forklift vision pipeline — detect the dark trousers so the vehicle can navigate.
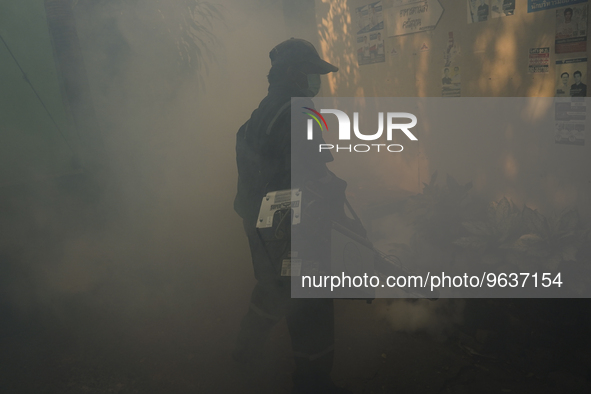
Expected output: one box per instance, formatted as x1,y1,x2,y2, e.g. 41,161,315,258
237,219,335,383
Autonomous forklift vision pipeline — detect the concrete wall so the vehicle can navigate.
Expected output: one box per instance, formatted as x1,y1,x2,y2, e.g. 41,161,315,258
314,0,591,215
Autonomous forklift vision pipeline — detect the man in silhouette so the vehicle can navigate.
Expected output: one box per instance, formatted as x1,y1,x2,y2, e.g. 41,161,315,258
233,38,350,394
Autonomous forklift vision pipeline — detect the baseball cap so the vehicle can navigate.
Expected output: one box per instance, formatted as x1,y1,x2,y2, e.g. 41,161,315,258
269,38,338,74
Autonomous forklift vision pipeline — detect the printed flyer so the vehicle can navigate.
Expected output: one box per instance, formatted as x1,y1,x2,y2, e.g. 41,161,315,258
555,58,587,145
555,4,588,54
442,32,461,97
356,1,386,65
528,47,550,73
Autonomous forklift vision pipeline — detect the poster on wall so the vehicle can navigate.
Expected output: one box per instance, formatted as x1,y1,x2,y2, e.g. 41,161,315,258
555,4,588,54
442,32,461,97
528,47,550,73
442,66,462,96
554,99,586,145
554,58,587,145
356,1,385,65
491,0,516,17
443,32,461,67
555,58,587,97
468,0,490,23
387,0,444,37
528,0,587,13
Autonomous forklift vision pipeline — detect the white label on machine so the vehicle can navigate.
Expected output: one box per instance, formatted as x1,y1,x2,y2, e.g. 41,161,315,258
281,258,302,276
256,189,302,229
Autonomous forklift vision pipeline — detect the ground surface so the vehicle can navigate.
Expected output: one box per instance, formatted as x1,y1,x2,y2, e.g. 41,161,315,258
1,295,590,394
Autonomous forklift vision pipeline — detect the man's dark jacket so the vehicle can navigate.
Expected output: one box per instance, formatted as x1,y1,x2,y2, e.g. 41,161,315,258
234,82,333,224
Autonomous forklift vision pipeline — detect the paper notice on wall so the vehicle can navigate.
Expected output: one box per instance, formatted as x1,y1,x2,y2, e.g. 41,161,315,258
490,0,516,18
554,99,586,145
443,31,461,67
356,1,385,65
554,58,587,145
555,4,587,54
468,0,490,23
442,32,461,97
528,47,550,73
442,67,461,97
555,57,588,97
387,0,444,36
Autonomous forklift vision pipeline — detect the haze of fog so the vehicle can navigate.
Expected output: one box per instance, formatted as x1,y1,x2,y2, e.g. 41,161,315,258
5,2,589,382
